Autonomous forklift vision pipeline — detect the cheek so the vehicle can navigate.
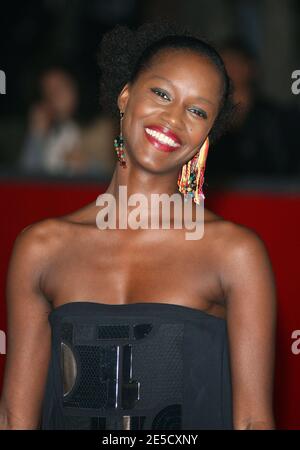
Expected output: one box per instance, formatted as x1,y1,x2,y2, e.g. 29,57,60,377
123,103,147,144
128,90,163,122
187,123,204,141
127,102,150,130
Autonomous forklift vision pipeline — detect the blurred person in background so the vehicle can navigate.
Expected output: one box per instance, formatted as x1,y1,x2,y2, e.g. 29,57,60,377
18,67,84,175
207,39,300,179
75,114,118,177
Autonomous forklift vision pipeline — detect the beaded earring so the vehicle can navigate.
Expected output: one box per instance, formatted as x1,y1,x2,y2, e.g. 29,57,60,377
177,137,209,204
114,111,127,168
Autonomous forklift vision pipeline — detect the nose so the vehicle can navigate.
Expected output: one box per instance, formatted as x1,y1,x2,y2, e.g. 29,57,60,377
160,101,184,131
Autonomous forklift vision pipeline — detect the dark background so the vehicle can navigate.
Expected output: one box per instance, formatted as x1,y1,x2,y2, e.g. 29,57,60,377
0,0,299,181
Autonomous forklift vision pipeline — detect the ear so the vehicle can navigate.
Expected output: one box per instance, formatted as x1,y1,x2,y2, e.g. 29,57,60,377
117,83,131,112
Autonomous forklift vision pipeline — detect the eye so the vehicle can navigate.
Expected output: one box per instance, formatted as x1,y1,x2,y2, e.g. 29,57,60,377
150,87,170,101
189,108,208,119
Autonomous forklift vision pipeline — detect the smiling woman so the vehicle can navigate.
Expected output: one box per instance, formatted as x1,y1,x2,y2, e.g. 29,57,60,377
98,22,234,144
0,20,277,431
98,22,235,205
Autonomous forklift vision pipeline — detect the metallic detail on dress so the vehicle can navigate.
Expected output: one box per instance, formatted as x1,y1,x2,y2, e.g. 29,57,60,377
62,345,118,409
59,318,184,429
121,344,140,409
60,342,77,397
123,416,131,430
115,345,120,408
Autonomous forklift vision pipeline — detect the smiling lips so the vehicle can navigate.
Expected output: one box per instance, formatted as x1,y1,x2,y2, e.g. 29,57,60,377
144,125,182,152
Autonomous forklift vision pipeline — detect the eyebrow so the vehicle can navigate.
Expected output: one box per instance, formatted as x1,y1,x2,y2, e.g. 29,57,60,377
149,75,215,105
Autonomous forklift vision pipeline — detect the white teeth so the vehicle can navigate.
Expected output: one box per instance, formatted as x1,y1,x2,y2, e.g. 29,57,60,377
145,128,180,147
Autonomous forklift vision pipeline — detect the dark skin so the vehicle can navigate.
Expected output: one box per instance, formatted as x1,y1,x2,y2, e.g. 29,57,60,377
0,50,277,430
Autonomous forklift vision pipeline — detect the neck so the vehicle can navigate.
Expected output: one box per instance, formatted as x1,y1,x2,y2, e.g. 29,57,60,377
105,162,181,204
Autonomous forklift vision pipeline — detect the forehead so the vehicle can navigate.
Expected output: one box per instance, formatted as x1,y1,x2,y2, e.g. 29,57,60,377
138,48,223,99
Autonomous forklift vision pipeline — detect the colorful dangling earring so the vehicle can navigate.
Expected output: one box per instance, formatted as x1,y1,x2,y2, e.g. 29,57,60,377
177,137,209,204
114,111,127,168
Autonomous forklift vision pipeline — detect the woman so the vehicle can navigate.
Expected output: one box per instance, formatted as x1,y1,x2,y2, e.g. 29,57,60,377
0,21,277,430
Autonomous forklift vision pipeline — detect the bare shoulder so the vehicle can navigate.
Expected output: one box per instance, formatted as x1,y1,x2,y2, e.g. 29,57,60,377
203,208,273,276
216,219,270,258
4,218,70,316
12,201,98,265
210,216,276,297
11,217,71,272
204,207,268,251
17,217,66,248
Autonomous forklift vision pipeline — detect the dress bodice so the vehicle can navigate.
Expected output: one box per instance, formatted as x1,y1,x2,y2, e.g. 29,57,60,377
40,301,233,430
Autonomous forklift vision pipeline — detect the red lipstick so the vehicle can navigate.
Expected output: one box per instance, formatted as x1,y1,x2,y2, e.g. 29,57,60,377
144,125,182,153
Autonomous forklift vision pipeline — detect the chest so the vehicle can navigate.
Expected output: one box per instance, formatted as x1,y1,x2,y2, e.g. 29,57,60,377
44,226,224,311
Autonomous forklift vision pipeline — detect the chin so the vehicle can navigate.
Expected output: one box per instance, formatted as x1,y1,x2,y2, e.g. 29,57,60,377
132,149,176,174
125,128,183,174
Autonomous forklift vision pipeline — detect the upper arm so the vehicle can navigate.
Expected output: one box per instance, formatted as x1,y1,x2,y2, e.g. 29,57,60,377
220,224,277,429
0,222,53,429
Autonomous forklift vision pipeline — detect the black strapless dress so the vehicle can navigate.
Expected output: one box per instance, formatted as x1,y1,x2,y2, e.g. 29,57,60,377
40,302,233,430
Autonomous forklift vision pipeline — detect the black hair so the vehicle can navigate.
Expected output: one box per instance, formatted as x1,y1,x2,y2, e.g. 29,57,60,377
97,20,236,144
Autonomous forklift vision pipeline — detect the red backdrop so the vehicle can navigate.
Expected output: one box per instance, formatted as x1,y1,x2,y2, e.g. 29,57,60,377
0,179,299,429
